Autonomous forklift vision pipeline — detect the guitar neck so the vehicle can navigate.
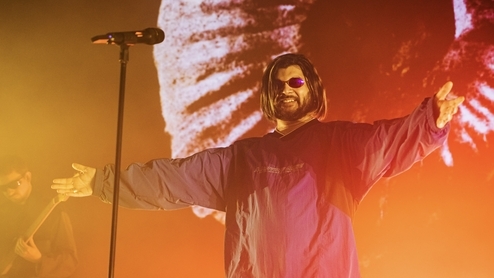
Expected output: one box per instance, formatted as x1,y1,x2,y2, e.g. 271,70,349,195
23,194,69,240
0,193,69,276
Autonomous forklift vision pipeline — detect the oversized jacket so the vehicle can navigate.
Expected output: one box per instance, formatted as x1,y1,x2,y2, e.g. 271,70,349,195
93,97,449,277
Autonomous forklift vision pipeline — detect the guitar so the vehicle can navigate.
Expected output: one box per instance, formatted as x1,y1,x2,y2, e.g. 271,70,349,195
0,194,69,276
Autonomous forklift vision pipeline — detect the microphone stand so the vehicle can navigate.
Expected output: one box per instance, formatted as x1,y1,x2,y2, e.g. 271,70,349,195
107,43,129,278
91,27,164,278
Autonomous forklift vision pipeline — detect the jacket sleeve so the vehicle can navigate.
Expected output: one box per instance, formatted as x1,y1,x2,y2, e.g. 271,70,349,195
92,147,233,211
344,97,450,201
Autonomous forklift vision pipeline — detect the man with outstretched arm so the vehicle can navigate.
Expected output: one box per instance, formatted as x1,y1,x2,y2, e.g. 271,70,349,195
52,53,464,277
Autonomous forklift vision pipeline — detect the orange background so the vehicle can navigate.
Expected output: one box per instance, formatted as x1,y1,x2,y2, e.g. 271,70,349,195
1,1,493,277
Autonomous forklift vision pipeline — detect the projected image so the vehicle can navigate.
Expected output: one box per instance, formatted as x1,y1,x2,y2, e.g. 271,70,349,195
2,0,492,277
154,0,493,212
152,0,493,276
153,1,312,159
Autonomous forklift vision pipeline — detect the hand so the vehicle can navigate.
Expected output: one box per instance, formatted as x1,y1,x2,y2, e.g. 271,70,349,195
15,238,41,263
433,81,465,128
51,163,95,197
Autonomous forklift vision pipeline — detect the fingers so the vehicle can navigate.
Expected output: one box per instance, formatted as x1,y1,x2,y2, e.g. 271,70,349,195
15,238,41,262
51,176,77,190
453,95,465,106
52,177,75,186
51,181,77,195
15,238,30,256
72,163,96,179
436,104,456,129
15,238,26,249
52,175,91,196
433,81,466,128
435,82,465,106
15,239,24,256
444,95,465,112
72,163,88,173
435,97,465,129
51,163,95,197
435,81,453,101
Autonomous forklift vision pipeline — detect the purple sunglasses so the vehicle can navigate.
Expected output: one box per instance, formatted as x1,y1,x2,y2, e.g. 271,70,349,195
275,77,305,89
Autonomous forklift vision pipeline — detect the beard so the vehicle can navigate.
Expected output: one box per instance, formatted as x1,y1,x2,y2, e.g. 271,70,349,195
274,95,315,121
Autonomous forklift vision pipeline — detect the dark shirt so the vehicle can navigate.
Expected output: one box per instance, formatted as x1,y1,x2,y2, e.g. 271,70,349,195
0,189,77,277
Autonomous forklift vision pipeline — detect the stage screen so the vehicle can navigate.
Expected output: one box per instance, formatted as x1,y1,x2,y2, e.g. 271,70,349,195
154,1,494,276
0,0,492,277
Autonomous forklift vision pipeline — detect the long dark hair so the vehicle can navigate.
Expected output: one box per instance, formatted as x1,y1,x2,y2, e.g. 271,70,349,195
260,53,327,122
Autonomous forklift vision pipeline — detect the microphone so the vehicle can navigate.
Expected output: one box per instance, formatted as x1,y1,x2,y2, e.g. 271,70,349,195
91,28,165,45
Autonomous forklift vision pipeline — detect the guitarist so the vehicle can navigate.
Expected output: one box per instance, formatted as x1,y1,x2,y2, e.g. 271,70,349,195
0,156,78,277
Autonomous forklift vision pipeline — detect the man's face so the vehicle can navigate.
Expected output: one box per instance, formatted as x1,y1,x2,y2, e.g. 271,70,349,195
273,65,313,121
0,171,32,204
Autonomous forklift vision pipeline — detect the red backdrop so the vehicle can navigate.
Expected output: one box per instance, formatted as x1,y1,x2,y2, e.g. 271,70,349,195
1,0,492,277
